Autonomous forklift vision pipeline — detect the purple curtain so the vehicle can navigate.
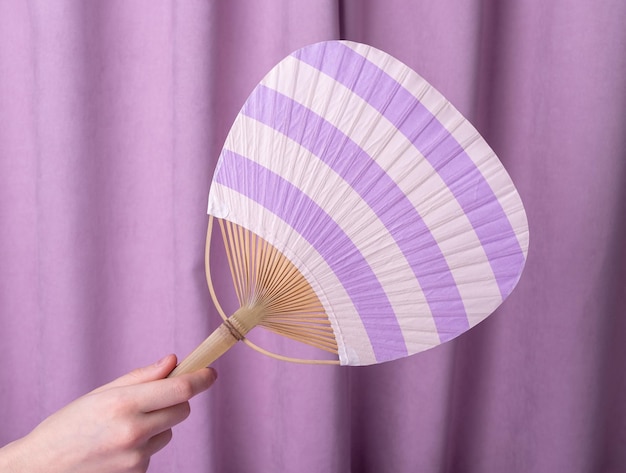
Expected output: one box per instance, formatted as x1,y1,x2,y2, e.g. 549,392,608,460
1,1,624,472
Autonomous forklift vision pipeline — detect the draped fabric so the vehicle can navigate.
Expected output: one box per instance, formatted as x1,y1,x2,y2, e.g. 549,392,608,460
1,1,624,472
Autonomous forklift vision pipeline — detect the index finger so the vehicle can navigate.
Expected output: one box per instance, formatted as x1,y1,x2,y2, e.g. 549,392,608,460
135,367,217,412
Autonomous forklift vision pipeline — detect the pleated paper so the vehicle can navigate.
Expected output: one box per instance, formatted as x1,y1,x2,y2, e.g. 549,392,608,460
208,41,529,366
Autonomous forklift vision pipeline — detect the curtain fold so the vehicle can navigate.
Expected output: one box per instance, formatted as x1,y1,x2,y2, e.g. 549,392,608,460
1,1,624,472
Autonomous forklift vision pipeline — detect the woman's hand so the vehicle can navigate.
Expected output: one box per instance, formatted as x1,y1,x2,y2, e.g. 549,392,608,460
0,354,216,473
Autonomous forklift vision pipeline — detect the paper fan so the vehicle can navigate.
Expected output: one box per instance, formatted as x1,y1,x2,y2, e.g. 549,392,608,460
170,40,529,375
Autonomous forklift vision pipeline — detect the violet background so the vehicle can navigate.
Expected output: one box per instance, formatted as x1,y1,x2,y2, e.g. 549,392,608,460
1,1,624,472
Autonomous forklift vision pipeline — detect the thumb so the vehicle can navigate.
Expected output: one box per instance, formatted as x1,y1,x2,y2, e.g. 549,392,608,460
95,354,178,392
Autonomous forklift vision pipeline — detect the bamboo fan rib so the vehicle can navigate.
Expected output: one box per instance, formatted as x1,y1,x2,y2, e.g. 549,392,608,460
218,218,339,356
171,40,529,375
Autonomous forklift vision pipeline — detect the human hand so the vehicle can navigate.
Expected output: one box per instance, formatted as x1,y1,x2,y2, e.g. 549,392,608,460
0,354,216,473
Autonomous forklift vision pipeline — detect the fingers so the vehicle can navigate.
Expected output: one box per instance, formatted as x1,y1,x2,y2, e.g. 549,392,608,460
137,370,217,453
145,429,173,456
143,401,191,438
116,355,179,387
93,355,178,393
137,367,217,413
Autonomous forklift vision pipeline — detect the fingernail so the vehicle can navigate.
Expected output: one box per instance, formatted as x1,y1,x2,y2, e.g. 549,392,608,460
208,367,218,380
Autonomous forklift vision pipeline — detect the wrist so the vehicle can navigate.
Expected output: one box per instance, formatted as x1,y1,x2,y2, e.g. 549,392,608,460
0,437,29,473
3,430,68,473
0,433,58,473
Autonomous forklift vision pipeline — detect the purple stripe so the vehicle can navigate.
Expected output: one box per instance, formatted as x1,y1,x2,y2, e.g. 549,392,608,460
242,85,469,342
216,151,407,363
294,41,526,299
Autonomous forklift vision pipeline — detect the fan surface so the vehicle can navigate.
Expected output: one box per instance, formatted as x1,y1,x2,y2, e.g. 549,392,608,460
202,40,529,367
172,40,529,374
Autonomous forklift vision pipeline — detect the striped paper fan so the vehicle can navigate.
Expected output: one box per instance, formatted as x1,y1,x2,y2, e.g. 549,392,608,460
170,40,528,375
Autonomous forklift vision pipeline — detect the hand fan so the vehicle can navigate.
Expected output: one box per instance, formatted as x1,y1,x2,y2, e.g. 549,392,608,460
170,40,529,375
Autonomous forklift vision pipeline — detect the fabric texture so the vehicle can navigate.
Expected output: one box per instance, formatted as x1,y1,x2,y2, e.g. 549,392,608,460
1,1,624,472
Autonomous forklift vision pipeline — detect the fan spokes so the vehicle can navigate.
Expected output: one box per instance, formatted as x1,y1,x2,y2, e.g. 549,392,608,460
217,218,339,357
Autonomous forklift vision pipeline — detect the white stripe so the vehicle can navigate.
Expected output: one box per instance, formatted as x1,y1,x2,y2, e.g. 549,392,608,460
208,183,376,366
344,41,529,259
263,55,502,326
220,114,441,355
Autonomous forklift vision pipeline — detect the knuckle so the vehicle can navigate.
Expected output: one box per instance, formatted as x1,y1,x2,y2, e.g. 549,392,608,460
172,378,195,400
124,450,150,472
178,401,191,421
151,429,173,454
162,428,174,446
107,391,138,417
116,421,146,449
157,428,173,444
126,368,144,383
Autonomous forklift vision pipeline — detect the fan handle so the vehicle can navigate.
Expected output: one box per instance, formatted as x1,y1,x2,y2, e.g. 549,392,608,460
168,304,265,377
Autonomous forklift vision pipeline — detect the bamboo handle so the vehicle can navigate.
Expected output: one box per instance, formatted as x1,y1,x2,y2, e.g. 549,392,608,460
168,304,266,377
